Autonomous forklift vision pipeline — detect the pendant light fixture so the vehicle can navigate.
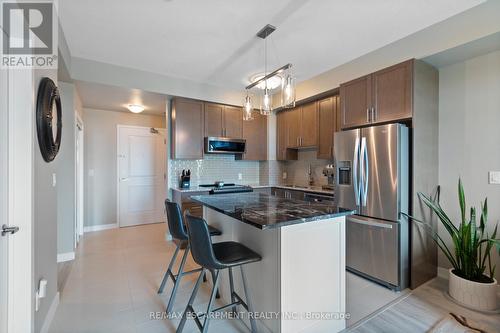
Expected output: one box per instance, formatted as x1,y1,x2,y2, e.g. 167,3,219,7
243,24,296,119
243,92,254,121
281,66,296,108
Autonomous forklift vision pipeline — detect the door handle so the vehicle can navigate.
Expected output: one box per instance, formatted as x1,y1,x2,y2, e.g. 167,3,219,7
371,107,376,122
349,217,393,229
360,137,369,206
353,137,360,206
2,224,20,236
120,177,129,181
366,108,370,122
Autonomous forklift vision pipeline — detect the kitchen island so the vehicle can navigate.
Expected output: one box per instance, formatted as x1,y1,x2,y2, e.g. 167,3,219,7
190,192,354,333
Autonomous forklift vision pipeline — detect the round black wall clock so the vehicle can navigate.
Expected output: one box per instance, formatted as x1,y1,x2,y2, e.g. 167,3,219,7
36,77,62,163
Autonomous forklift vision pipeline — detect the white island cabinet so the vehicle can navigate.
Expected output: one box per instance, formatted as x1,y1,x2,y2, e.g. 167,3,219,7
191,192,352,333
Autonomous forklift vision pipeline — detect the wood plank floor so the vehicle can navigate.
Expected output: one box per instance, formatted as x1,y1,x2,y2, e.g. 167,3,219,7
348,278,500,333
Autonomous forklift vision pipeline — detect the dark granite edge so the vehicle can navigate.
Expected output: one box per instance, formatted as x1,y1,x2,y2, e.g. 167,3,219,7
189,196,355,230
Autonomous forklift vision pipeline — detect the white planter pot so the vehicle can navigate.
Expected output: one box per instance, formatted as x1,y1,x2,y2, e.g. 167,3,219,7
448,268,497,311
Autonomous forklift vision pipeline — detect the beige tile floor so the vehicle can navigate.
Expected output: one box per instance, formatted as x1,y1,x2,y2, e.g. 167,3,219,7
49,223,250,333
51,223,496,333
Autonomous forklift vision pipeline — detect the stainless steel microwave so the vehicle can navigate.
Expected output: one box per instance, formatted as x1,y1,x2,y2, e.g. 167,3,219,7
204,137,246,154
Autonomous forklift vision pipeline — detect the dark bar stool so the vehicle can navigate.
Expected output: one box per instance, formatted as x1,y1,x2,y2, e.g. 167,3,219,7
177,213,262,333
158,200,222,313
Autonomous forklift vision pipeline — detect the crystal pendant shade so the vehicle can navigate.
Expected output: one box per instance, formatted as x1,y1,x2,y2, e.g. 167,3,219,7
281,72,296,108
260,87,272,115
243,93,254,121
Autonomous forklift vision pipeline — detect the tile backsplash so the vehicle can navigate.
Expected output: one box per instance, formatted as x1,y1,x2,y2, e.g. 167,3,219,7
282,149,333,187
169,150,333,189
169,154,260,187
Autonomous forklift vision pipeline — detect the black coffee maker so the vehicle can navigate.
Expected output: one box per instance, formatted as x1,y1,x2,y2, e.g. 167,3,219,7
179,169,191,189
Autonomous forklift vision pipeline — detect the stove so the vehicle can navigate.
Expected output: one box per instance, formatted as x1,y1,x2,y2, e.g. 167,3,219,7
199,182,254,195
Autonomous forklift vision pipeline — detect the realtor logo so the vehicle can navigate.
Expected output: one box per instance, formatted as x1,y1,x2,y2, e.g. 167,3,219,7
1,0,58,68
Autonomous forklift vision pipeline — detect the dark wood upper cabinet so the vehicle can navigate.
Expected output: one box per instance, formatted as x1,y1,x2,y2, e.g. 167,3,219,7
241,111,267,160
223,105,243,139
317,96,336,159
204,103,224,137
276,111,297,161
372,60,413,123
204,103,242,138
286,107,301,148
171,98,204,159
340,75,371,129
340,59,414,129
285,103,318,149
300,102,318,147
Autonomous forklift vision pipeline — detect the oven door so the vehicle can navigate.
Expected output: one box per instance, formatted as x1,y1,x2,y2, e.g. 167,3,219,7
346,215,400,288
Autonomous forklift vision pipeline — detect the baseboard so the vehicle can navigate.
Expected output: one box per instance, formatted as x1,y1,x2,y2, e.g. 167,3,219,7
57,252,75,263
40,292,59,333
437,267,449,279
84,223,117,233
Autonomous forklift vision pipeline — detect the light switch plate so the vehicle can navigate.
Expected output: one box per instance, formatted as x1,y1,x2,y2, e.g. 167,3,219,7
488,171,500,184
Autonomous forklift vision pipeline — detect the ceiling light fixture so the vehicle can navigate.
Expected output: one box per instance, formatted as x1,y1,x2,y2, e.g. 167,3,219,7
127,104,145,113
242,24,296,120
243,92,254,121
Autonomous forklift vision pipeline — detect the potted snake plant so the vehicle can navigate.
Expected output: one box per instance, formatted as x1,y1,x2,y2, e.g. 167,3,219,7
406,179,499,311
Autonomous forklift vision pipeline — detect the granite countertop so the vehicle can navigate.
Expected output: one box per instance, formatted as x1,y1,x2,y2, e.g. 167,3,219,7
190,192,353,230
171,184,334,196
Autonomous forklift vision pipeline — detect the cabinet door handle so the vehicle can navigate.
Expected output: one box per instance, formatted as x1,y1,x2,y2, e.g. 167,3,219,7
366,108,370,122
372,107,376,122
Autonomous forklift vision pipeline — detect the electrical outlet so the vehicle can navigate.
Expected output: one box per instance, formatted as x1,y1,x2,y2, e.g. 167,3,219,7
282,172,287,179
238,173,243,180
489,171,500,184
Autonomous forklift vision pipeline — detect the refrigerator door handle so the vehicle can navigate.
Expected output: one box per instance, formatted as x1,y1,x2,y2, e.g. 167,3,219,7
360,137,369,206
353,137,360,206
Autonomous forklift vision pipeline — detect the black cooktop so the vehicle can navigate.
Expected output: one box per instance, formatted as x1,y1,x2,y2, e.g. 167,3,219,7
199,183,237,188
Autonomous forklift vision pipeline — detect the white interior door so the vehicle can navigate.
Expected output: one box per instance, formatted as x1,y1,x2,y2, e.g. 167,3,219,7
118,126,166,227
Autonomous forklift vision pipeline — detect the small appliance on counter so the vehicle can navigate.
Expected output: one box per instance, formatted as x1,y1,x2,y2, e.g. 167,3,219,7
179,169,191,189
322,164,335,190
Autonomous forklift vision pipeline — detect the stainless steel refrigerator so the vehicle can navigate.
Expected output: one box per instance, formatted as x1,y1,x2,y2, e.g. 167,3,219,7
334,123,409,290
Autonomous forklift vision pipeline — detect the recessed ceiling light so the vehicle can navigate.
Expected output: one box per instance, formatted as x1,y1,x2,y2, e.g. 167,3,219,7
127,104,145,113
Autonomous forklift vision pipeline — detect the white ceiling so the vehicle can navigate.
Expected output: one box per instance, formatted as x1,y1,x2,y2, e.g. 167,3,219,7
60,0,484,90
75,81,167,115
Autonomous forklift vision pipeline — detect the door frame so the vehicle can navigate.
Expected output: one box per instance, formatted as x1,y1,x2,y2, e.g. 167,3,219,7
5,58,35,332
75,113,84,245
116,125,167,227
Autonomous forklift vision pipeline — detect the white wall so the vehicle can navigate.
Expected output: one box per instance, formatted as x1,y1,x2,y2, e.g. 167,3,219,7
56,82,77,256
83,108,165,228
34,69,59,333
438,50,500,273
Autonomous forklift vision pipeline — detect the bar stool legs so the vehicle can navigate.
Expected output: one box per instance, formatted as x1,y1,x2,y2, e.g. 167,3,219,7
240,265,257,332
158,244,203,313
177,267,257,333
158,244,180,294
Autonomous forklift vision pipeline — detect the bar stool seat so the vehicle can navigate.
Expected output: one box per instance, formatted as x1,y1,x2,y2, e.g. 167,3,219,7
213,241,261,267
